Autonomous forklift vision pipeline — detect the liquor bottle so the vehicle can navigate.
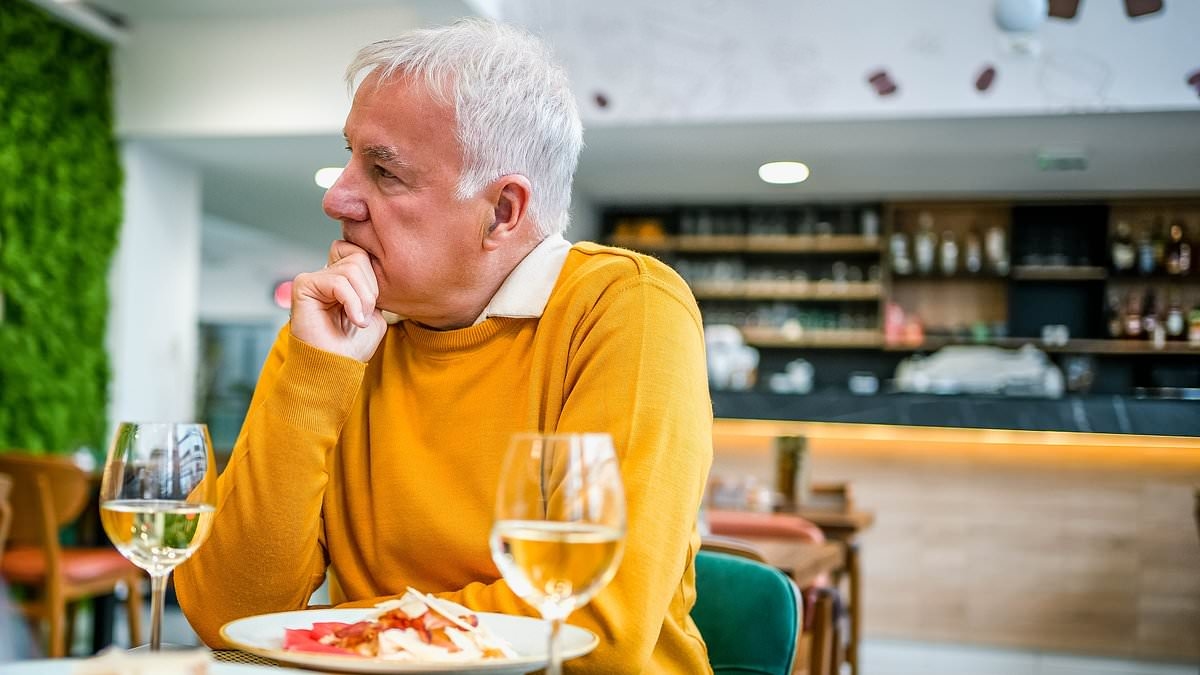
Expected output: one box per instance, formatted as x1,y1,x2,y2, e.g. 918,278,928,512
1165,295,1186,340
1136,225,1156,275
1189,305,1200,346
1111,221,1136,273
940,230,959,276
1106,293,1123,338
1151,216,1167,272
1123,292,1142,339
914,212,936,275
1165,220,1191,276
964,227,983,274
1140,289,1159,340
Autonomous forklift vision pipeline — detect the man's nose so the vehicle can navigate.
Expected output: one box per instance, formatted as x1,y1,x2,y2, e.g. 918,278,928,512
322,167,368,223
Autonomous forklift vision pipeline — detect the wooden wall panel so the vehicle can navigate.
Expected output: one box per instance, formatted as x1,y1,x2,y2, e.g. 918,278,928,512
710,420,1200,661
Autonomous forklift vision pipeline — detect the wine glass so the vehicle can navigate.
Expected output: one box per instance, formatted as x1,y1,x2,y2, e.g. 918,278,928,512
490,433,626,675
99,422,218,651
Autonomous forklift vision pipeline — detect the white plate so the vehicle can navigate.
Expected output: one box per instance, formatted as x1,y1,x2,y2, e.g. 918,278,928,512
220,608,598,674
0,662,277,674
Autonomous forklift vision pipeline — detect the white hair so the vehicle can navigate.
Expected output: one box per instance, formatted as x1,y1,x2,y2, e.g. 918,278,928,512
346,18,583,238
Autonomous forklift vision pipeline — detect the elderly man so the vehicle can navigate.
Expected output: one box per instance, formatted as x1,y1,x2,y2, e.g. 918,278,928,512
175,18,713,674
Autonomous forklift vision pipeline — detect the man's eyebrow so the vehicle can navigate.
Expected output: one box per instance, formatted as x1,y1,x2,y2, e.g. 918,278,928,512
346,136,412,170
362,144,404,165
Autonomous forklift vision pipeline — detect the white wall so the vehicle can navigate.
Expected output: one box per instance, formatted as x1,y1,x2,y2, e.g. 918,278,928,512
115,5,427,137
567,191,599,243
508,0,1200,125
107,142,202,425
199,215,326,326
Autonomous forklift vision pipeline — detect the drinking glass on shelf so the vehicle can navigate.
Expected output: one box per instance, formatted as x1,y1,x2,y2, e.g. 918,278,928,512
490,433,626,675
99,422,217,651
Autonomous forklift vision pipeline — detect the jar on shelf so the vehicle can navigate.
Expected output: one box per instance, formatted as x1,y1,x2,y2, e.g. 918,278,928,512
860,209,880,240
964,228,983,274
940,230,959,276
890,232,912,275
914,211,937,275
985,225,1009,275
1111,221,1136,272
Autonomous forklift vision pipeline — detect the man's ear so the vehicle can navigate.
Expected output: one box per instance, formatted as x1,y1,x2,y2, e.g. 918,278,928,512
482,174,532,250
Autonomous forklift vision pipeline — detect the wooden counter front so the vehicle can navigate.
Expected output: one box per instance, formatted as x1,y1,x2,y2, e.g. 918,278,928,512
711,419,1200,662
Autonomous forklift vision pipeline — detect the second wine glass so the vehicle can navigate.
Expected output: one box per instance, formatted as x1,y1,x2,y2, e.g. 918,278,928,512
490,432,626,675
99,422,218,651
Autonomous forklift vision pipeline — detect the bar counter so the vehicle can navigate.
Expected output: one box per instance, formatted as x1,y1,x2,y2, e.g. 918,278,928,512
710,418,1200,662
711,390,1200,436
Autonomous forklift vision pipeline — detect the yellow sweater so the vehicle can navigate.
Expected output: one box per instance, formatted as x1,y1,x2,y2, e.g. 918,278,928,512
175,243,714,674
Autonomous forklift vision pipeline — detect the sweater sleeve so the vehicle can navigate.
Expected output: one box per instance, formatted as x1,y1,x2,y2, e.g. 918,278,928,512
338,269,714,674
547,269,713,673
174,326,367,647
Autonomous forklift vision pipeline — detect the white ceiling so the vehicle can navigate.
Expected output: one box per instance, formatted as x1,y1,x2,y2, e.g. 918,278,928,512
89,0,471,21
92,0,1200,247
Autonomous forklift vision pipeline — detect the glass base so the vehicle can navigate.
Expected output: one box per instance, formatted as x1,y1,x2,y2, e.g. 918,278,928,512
125,642,202,653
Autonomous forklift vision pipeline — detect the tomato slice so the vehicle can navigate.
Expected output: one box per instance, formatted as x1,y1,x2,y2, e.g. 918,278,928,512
283,628,356,655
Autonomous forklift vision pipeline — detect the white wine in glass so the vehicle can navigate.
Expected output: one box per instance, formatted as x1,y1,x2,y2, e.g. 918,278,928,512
490,433,625,675
100,422,217,651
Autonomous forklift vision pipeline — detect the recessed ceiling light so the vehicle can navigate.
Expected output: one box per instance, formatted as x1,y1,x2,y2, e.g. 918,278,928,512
314,167,343,189
758,161,810,185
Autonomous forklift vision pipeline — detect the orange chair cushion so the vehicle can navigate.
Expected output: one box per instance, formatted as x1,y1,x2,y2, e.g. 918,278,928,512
1,546,140,585
707,509,827,544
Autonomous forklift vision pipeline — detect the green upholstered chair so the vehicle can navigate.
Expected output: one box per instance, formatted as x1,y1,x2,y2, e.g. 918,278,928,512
692,549,803,675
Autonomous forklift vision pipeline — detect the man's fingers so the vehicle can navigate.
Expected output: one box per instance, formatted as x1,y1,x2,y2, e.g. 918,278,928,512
327,240,379,297
327,276,369,328
328,239,367,266
294,271,369,328
336,254,376,302
338,264,378,321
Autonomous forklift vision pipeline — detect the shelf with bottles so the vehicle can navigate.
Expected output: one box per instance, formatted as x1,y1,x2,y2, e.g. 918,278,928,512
737,325,883,349
691,280,881,301
677,256,883,301
607,233,884,254
1103,281,1200,346
702,302,880,350
606,204,885,254
1010,265,1108,281
1108,200,1198,280
883,335,1200,355
886,202,1011,280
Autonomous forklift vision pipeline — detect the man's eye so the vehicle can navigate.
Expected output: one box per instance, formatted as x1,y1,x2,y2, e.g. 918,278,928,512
375,166,397,180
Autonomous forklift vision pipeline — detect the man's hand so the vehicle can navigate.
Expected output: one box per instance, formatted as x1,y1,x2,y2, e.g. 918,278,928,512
289,240,388,362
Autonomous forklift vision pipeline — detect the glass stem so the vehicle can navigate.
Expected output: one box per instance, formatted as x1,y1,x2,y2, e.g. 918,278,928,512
149,572,168,651
546,616,564,675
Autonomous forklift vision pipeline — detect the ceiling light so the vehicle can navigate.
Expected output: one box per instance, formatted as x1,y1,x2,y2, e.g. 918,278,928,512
314,167,343,189
758,161,810,185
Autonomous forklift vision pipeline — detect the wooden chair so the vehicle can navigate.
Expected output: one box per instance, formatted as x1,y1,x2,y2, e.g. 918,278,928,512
0,453,143,656
0,473,12,559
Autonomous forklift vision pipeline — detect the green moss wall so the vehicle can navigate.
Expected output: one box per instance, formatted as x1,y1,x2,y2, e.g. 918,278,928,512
0,0,122,453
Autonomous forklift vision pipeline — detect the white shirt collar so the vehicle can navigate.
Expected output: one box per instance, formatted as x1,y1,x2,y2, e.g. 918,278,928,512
381,234,571,327
471,233,571,326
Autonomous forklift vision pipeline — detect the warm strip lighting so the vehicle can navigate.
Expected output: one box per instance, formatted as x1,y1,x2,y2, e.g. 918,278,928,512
758,161,810,185
314,167,344,189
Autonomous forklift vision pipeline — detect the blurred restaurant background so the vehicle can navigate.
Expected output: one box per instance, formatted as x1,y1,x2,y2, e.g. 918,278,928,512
1,0,1198,673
